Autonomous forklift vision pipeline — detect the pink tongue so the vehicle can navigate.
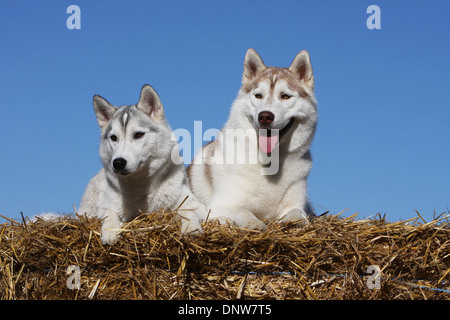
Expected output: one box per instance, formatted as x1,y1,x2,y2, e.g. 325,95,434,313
258,135,279,153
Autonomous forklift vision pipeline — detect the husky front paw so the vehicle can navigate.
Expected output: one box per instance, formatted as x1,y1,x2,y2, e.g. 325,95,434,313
210,207,267,231
236,216,267,231
100,227,120,245
180,218,203,237
99,210,122,245
278,208,308,223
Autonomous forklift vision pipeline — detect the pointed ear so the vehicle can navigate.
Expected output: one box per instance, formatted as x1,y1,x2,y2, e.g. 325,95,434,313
242,48,266,85
289,50,314,89
93,95,117,129
137,84,165,121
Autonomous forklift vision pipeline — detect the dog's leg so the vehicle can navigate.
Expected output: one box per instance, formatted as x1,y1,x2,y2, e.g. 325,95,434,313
208,206,267,230
276,179,310,223
174,191,205,237
100,209,122,245
278,208,308,223
179,211,204,237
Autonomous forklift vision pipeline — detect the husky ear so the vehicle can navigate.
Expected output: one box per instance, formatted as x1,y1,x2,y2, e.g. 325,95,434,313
242,48,266,85
93,95,117,129
289,50,314,89
137,84,165,121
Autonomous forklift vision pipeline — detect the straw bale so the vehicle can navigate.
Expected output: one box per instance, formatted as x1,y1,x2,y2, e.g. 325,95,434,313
0,210,449,300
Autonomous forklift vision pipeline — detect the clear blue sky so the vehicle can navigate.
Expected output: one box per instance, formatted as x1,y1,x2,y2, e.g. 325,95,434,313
0,1,448,223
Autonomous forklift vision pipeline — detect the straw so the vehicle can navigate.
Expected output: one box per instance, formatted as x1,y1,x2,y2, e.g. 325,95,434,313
0,210,448,299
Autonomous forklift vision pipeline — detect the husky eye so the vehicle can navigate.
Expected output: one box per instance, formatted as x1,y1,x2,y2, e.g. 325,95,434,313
110,135,118,142
281,93,292,100
254,93,263,99
134,131,145,139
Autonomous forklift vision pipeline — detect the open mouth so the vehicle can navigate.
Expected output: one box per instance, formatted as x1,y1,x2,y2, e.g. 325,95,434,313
258,118,294,154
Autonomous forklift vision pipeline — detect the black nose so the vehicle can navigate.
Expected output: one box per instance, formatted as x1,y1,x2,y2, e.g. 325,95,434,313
113,158,127,171
258,111,274,128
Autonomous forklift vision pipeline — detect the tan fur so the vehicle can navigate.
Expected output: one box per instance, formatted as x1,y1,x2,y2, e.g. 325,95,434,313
242,67,311,100
188,48,318,230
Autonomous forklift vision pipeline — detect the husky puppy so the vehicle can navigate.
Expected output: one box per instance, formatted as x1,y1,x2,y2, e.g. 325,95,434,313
79,84,205,244
188,48,317,230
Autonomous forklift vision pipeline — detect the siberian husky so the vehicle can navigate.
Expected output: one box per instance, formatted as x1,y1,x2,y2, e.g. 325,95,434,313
79,84,205,245
188,48,318,230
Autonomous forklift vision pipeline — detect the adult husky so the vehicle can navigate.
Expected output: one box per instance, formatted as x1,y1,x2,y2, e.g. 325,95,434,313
79,84,205,245
188,49,317,230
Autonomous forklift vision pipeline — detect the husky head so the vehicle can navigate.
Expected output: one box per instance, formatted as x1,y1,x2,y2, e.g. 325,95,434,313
93,84,173,176
234,48,318,154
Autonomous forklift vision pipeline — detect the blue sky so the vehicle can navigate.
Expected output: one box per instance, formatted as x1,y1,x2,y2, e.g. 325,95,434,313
0,1,448,223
